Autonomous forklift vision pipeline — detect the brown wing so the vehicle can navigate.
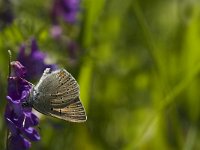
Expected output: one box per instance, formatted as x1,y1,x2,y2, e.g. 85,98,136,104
33,69,87,122
49,97,87,122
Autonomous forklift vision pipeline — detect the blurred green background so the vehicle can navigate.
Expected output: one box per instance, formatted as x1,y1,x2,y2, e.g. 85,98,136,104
1,0,200,149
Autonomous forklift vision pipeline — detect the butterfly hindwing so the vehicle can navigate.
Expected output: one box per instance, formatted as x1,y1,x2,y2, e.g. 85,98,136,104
49,97,87,122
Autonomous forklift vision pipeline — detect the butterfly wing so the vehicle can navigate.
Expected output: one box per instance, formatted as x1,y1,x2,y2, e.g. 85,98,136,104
33,69,87,122
50,97,87,122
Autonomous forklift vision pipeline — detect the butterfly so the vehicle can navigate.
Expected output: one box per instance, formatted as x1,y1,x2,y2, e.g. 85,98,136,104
24,68,87,123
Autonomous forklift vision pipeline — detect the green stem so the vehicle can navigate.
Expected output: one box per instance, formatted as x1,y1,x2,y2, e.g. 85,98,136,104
6,128,9,150
5,50,12,150
8,50,11,77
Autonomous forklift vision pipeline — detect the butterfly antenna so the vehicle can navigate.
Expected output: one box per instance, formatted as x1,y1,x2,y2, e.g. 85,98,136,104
20,77,35,86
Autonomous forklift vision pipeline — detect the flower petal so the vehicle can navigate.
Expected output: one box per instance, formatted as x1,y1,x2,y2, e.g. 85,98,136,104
11,61,27,78
6,96,23,116
22,112,39,128
22,127,41,141
31,38,39,53
5,117,17,135
8,135,31,150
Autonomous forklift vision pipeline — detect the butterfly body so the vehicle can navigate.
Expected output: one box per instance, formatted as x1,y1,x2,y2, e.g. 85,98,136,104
26,68,87,122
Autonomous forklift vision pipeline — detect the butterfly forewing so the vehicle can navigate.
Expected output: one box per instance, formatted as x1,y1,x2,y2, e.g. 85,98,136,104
32,69,87,122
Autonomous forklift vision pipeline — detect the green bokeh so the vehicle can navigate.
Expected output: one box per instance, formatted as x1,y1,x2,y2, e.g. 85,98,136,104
1,0,200,149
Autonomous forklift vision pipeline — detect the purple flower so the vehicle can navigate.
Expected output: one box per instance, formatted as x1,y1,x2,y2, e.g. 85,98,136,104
5,61,40,150
17,38,57,81
51,0,80,24
50,25,62,39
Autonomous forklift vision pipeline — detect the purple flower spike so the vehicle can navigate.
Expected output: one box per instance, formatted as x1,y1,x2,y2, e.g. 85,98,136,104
51,0,80,24
5,61,40,150
18,38,57,81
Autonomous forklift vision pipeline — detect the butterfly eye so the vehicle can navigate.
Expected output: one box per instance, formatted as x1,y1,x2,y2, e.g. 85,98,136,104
33,90,36,95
